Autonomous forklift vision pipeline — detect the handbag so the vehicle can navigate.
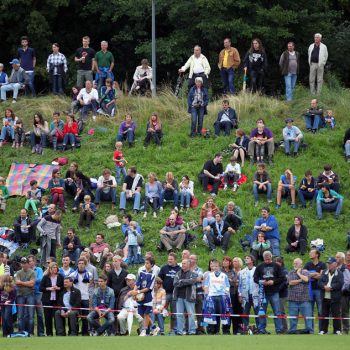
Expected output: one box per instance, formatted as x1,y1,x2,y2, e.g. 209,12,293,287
190,196,199,208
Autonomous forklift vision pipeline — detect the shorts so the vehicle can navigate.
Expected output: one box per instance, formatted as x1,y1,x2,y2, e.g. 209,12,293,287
138,305,152,316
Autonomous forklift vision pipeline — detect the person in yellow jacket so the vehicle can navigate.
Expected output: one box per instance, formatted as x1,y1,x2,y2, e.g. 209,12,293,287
179,45,211,89
218,38,241,95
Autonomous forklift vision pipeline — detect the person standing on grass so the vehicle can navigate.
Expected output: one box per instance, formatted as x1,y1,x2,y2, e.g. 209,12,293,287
0,274,16,337
75,36,95,88
47,43,68,96
18,36,36,96
279,42,299,101
308,33,328,95
94,40,114,93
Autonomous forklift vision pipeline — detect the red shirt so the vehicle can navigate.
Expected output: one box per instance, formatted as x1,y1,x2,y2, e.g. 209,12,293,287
63,121,78,135
113,150,124,167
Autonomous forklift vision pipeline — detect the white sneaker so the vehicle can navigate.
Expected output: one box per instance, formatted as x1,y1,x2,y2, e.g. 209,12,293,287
174,206,178,211
318,331,327,335
12,99,17,104
153,212,157,218
139,329,147,337
233,184,238,192
92,115,96,121
143,212,147,218
159,206,163,212
151,326,160,336
224,185,228,191
336,331,342,335
97,108,103,114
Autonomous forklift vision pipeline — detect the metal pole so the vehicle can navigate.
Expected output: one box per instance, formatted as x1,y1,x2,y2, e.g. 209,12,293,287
152,0,156,97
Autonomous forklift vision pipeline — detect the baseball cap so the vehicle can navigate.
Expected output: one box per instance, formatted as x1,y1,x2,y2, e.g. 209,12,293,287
126,273,136,280
9,58,20,65
20,257,28,264
327,257,336,264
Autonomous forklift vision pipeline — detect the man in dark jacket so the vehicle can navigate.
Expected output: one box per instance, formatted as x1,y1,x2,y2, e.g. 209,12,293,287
173,259,197,335
62,228,82,267
204,213,234,254
254,251,286,334
279,42,300,101
55,276,82,336
213,100,238,136
318,257,344,335
13,208,36,247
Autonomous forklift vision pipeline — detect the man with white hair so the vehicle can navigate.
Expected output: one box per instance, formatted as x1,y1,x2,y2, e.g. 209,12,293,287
308,33,328,95
179,45,211,89
335,252,350,334
287,258,313,334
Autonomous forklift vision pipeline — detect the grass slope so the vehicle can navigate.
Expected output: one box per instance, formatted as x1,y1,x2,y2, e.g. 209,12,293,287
0,84,349,276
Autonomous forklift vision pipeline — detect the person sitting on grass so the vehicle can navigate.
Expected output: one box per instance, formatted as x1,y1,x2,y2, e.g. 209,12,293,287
0,176,9,213
13,119,25,148
159,214,186,253
79,194,96,230
223,201,242,228
285,216,308,255
213,99,238,137
99,78,117,117
143,172,162,218
89,233,111,267
113,141,127,185
49,112,64,151
251,232,271,262
304,98,324,133
0,108,17,148
229,128,250,167
71,172,94,212
297,170,318,208
160,172,179,212
316,183,344,220
223,156,241,192
317,164,340,193
199,196,221,228
116,112,136,147
324,110,336,129
179,175,194,211
13,209,36,248
95,168,117,210
62,228,82,268
70,86,81,113
24,179,42,218
276,168,297,209
48,169,66,212
77,80,99,121
30,112,49,154
282,118,303,157
62,113,78,151
252,163,272,207
343,128,350,162
204,212,234,255
144,112,162,147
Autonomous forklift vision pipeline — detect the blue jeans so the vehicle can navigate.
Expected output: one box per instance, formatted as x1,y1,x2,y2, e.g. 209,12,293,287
269,238,280,257
115,166,127,185
160,190,178,207
202,217,215,228
297,190,318,206
304,114,320,130
345,143,350,157
30,132,47,147
87,310,115,334
214,121,233,136
63,248,81,268
52,75,63,95
180,191,191,208
17,293,35,334
190,106,205,135
34,292,45,336
284,140,300,154
117,129,135,144
259,292,282,333
1,83,22,100
253,183,272,201
26,71,36,96
316,199,343,219
1,304,14,336
288,301,313,333
127,245,138,264
0,125,14,141
119,191,141,210
151,312,165,333
176,298,196,335
81,100,98,120
284,73,297,101
242,294,260,328
310,289,322,331
63,133,76,146
220,68,235,94
95,188,117,204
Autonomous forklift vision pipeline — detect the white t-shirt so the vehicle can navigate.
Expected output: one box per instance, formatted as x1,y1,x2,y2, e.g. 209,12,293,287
193,57,204,74
70,270,92,300
225,163,241,176
77,88,99,105
97,175,117,194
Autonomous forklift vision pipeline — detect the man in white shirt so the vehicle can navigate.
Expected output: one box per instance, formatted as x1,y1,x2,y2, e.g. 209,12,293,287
179,45,211,89
95,168,117,209
77,80,99,121
308,33,328,95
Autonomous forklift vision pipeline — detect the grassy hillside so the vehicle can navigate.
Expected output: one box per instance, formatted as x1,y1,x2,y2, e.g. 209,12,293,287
0,85,349,272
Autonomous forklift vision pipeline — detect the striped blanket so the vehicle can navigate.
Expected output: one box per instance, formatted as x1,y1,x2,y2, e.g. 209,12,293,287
5,163,59,197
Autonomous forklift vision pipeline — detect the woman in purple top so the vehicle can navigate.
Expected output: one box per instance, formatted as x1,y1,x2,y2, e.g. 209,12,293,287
116,112,136,147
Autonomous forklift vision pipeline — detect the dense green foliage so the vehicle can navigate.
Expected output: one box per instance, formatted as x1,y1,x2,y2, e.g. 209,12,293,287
1,1,350,92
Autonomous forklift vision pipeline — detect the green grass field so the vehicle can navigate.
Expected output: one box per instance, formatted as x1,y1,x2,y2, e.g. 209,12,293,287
0,83,349,275
0,334,348,350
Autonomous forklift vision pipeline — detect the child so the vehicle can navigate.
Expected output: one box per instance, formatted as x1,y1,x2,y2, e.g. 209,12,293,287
79,194,96,230
223,156,241,192
0,177,9,213
49,112,64,151
113,141,127,185
253,163,272,207
39,195,49,218
125,221,140,265
0,275,16,337
0,109,17,147
13,119,25,148
324,110,336,129
255,125,268,163
24,179,42,218
151,277,166,335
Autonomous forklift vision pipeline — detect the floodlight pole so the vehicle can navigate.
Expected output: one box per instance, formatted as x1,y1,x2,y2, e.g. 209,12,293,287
152,0,156,97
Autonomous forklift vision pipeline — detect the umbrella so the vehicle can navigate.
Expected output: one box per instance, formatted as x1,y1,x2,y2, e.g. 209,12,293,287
124,297,135,336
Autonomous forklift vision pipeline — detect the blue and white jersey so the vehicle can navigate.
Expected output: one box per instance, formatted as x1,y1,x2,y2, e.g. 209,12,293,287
136,270,155,306
204,271,230,297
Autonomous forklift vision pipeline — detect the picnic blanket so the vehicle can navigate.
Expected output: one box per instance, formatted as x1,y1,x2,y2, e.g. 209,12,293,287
5,163,59,197
0,237,19,256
